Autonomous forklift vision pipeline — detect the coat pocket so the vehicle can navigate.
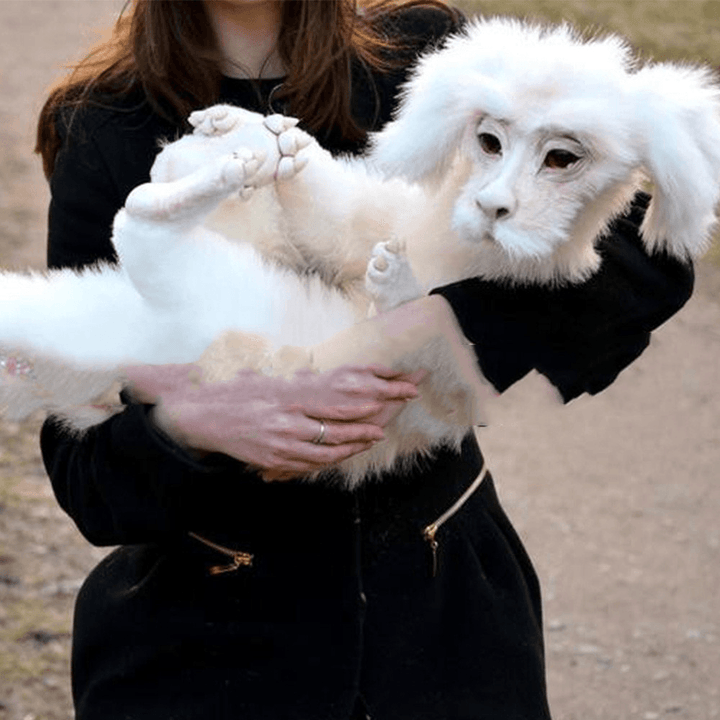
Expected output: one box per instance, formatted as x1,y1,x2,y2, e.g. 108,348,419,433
422,462,488,577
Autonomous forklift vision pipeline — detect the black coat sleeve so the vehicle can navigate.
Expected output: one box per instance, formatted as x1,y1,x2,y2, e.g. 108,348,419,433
41,109,256,547
46,119,119,270
432,193,694,402
41,405,240,546
46,106,172,270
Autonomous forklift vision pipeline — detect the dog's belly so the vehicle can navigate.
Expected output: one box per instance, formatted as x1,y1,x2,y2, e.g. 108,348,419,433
174,240,362,353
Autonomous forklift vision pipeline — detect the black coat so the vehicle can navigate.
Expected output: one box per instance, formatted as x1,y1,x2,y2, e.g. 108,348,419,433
41,7,693,720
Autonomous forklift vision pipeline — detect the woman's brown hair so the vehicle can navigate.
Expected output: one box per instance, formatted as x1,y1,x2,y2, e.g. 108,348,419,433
36,0,460,178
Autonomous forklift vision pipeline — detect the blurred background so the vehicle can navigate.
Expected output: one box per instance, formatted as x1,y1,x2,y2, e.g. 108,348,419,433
0,1,718,719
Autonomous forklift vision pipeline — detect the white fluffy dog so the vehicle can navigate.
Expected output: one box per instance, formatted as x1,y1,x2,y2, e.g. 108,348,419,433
1,18,719,485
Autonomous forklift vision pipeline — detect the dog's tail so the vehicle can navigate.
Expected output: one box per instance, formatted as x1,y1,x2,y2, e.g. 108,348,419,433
0,265,142,421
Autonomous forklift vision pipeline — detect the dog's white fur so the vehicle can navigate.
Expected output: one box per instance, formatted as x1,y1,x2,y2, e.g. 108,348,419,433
1,18,719,485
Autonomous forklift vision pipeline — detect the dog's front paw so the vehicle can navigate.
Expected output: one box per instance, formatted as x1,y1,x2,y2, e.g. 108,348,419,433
366,239,422,312
209,115,311,194
189,105,265,136
125,149,266,221
263,115,312,180
221,148,267,199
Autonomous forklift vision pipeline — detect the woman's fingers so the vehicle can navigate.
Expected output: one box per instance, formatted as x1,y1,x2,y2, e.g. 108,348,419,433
260,439,378,482
247,416,385,479
368,365,429,384
327,366,421,399
302,417,384,445
126,363,425,413
296,365,426,420
304,401,385,423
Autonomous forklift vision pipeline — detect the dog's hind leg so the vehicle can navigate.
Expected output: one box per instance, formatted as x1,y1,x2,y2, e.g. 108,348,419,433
365,239,423,312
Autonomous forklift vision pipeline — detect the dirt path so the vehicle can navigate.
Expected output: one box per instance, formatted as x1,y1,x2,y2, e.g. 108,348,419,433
0,2,718,719
480,266,720,719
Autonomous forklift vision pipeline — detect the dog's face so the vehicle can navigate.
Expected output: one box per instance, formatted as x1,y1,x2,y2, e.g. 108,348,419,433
372,18,720,267
450,106,639,262
452,115,593,259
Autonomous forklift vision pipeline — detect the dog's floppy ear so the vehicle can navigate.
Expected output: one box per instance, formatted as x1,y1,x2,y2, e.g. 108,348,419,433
368,28,510,184
630,62,720,259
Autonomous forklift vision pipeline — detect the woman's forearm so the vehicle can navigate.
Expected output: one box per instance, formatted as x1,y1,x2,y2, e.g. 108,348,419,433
310,295,475,371
308,295,489,424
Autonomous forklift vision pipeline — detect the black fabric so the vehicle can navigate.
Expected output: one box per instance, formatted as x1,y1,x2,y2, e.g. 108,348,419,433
39,5,692,719
65,439,551,720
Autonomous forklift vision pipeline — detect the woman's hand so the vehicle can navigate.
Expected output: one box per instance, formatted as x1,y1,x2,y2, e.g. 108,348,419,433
124,295,482,481
124,363,425,480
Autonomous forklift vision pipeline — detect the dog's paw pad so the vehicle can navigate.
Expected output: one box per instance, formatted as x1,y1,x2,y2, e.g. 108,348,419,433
276,155,309,181
274,127,313,181
190,106,264,137
188,108,214,133
189,107,236,136
222,150,251,183
368,239,408,277
384,238,406,255
212,113,243,134
277,128,313,157
223,149,269,194
263,114,299,135
366,239,421,311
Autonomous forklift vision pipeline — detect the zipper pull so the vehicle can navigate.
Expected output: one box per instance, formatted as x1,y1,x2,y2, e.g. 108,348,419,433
189,532,254,576
208,551,253,576
423,523,440,578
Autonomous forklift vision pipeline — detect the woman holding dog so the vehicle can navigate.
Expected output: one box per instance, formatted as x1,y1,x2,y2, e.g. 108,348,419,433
37,1,693,718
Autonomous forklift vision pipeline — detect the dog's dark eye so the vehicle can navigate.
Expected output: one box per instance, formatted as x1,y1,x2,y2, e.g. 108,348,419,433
478,133,502,156
544,149,581,169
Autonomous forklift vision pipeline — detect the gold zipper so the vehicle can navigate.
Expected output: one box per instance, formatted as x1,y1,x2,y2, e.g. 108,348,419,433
422,463,488,578
188,532,254,575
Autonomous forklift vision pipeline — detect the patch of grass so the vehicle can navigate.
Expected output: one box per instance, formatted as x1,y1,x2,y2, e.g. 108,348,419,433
456,0,720,65
0,417,47,506
706,236,720,266
3,597,69,643
0,648,46,683
0,471,21,507
0,596,71,683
